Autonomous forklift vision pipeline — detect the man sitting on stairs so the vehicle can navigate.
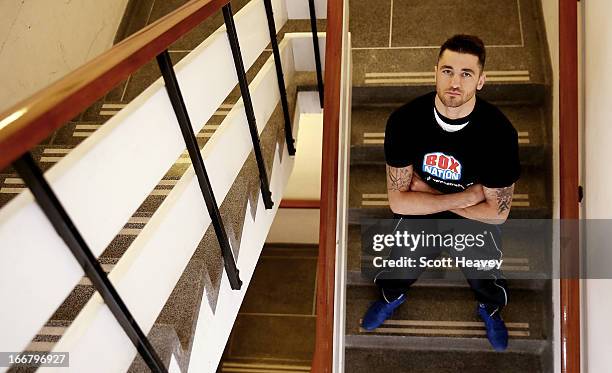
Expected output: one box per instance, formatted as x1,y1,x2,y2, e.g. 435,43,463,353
361,34,521,352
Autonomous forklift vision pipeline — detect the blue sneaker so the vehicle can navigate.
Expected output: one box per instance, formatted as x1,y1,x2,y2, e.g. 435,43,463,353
477,303,508,351
361,294,406,330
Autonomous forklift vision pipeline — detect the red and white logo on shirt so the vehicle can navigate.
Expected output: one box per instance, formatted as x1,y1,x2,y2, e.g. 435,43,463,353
422,152,462,181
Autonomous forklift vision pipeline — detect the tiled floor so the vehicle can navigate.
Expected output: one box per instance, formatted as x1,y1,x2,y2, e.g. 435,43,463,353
219,245,317,371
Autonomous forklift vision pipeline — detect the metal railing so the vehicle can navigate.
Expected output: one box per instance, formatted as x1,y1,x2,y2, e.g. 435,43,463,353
0,0,326,371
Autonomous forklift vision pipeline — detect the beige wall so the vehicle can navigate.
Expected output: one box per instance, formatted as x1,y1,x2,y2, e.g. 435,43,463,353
584,0,612,372
0,0,129,112
283,113,323,200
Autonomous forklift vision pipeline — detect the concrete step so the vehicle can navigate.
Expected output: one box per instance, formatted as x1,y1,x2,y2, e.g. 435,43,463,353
345,344,545,373
350,103,550,166
348,164,551,222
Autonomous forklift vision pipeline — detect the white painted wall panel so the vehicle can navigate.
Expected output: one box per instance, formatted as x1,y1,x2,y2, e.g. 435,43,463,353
287,33,327,72
584,1,612,372
286,0,327,19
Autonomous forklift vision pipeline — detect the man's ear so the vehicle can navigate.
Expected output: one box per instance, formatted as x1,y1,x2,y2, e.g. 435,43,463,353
477,72,486,90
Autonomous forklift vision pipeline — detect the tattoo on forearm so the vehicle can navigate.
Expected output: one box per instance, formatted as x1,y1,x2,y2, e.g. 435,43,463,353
387,166,412,192
495,186,514,215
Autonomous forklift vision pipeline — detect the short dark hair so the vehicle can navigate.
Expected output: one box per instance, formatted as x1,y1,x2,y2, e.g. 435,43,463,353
438,34,486,71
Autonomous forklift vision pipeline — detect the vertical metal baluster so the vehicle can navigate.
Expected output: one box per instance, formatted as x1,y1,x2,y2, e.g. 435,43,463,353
156,50,242,290
263,0,296,156
13,152,167,373
308,0,325,108
222,3,274,209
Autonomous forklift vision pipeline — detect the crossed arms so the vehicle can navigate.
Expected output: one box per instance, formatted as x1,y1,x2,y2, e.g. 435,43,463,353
386,164,514,224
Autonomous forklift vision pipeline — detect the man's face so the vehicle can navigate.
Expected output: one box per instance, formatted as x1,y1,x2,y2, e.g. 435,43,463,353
435,50,486,108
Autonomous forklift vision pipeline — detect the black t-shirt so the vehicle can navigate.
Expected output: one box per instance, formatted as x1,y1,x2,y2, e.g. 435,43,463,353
385,92,520,195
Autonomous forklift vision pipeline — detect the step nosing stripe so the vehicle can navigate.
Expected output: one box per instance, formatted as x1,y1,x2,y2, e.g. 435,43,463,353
365,76,531,84
38,326,67,336
367,319,530,329
157,180,178,186
4,177,23,184
101,103,127,109
1,187,25,193
222,369,305,373
359,327,530,337
362,193,388,198
365,71,530,78
119,228,141,235
150,190,171,196
40,157,62,163
75,124,102,130
43,148,71,154
223,362,310,370
24,341,55,352
73,132,94,137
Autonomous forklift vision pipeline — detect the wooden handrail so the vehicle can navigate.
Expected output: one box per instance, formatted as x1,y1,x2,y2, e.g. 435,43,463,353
0,0,229,171
559,0,580,372
312,0,344,371
279,199,320,209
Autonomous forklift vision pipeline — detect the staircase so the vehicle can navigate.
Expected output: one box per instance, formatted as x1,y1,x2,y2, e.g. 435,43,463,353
0,0,324,372
344,0,553,371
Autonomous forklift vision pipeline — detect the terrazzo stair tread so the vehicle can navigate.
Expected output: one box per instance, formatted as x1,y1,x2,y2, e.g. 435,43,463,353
350,103,549,166
128,324,186,373
218,359,312,373
348,164,551,222
346,270,549,291
345,286,546,340
344,346,543,373
346,223,552,281
351,0,550,106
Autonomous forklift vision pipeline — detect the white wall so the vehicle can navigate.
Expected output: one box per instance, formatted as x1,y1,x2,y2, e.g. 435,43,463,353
539,1,561,372
284,112,323,200
583,0,612,372
0,0,129,112
267,104,323,245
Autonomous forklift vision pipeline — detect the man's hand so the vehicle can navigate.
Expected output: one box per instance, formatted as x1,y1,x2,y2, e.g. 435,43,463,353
410,173,485,208
463,184,486,207
451,184,515,224
409,173,441,194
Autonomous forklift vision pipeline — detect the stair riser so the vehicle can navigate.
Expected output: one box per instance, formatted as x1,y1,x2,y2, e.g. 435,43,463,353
345,347,543,373
352,84,546,106
350,145,550,167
